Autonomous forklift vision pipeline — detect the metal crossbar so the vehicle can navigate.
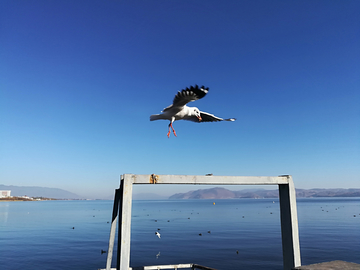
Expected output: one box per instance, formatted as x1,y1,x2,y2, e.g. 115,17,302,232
103,174,301,270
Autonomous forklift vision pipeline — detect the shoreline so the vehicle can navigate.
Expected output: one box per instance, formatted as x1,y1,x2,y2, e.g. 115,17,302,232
0,197,58,202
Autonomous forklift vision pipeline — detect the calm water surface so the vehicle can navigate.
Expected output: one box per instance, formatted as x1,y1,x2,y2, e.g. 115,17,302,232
1,198,359,270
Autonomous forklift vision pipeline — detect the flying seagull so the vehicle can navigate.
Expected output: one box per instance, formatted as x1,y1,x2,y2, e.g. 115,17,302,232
150,85,236,137
155,231,161,238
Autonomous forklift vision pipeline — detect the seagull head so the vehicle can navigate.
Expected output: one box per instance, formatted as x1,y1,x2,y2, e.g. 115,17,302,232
193,108,202,121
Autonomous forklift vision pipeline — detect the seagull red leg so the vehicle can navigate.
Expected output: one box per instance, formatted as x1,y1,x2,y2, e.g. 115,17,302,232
170,123,177,137
167,124,171,138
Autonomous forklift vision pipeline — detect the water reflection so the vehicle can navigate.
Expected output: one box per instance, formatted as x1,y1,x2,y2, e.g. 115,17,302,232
0,202,10,224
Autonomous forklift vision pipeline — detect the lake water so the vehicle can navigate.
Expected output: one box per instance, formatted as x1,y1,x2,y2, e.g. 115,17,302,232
0,198,359,270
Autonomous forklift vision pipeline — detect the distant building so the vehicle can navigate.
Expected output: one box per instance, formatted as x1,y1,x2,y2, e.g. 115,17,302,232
0,190,11,198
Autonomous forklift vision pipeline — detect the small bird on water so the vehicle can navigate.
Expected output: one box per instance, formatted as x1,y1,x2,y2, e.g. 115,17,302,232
150,85,236,137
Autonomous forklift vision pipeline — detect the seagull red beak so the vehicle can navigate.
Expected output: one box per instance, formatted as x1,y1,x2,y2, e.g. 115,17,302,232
198,116,202,121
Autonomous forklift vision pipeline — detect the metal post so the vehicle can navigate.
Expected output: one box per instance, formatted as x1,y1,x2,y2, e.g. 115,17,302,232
278,176,301,270
106,187,122,270
116,177,124,269
117,174,133,270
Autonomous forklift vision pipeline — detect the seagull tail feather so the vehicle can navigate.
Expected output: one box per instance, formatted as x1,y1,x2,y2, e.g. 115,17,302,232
150,114,166,121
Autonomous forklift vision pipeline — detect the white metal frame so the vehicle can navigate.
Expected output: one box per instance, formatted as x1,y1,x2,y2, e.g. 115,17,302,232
103,174,301,270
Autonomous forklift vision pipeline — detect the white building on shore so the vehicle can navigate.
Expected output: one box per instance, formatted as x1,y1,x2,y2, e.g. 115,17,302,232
0,190,11,198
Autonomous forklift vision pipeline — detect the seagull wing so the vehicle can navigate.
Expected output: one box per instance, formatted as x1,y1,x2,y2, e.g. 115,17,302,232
184,111,236,122
163,85,209,112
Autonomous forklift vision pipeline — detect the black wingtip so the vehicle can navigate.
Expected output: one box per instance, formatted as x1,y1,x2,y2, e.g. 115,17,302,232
200,85,209,91
191,84,208,98
177,85,209,100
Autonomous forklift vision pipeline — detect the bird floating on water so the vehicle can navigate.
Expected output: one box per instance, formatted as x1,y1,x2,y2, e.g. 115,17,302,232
150,85,236,137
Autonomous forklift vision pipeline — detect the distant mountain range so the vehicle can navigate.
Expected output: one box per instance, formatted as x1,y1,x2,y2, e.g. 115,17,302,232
2,185,359,201
0,185,81,199
169,187,360,199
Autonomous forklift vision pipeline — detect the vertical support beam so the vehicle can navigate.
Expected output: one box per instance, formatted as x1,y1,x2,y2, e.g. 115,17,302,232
117,174,133,270
278,176,301,270
106,187,122,270
116,177,124,270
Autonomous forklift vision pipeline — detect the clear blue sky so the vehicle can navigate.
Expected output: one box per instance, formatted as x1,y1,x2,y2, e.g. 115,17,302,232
1,1,359,199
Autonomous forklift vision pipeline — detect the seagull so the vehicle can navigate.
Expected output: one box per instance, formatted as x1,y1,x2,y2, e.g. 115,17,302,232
150,85,236,137
155,231,161,238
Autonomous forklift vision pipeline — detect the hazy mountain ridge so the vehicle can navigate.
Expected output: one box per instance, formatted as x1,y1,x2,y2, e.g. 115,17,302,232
0,185,81,199
169,187,360,199
3,185,359,201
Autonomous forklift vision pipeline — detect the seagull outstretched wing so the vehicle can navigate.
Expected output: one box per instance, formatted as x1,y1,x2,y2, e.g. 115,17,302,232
185,111,236,123
163,85,209,112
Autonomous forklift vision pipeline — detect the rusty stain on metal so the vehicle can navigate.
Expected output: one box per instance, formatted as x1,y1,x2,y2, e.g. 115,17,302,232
150,174,158,184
